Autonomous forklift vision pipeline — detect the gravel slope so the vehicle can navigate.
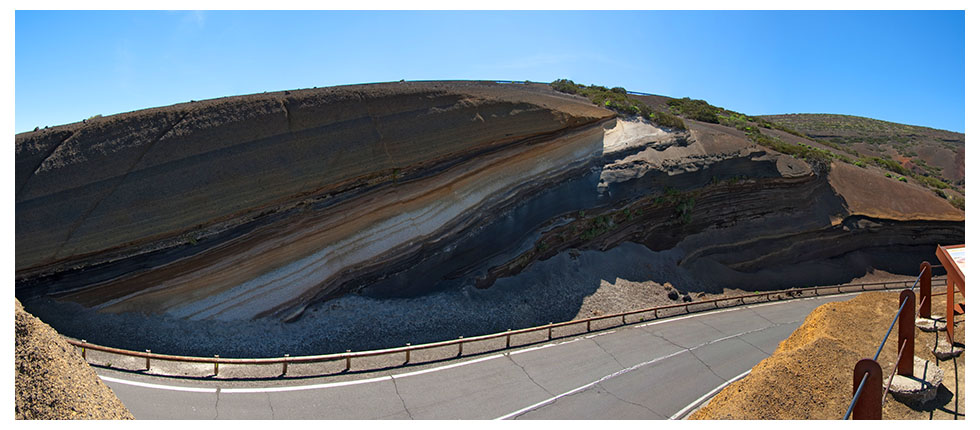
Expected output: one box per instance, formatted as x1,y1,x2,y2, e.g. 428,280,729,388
15,299,133,420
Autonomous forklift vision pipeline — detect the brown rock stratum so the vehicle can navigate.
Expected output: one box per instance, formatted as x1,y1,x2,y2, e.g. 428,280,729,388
15,299,133,420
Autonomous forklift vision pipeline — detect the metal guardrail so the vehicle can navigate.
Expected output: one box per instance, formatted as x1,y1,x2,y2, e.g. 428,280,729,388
844,263,937,419
68,276,945,378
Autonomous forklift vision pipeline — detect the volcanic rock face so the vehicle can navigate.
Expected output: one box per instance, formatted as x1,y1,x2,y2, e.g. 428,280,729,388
16,81,963,355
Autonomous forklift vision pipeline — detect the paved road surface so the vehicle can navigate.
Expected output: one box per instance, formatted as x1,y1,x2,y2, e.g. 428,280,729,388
98,292,860,419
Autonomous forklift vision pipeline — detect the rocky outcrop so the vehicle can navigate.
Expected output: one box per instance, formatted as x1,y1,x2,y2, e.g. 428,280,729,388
15,81,963,356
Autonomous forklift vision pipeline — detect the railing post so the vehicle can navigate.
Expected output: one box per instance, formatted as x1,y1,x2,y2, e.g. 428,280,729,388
622,314,627,325
81,340,86,360
898,290,915,376
282,354,289,376
586,320,591,332
345,350,351,371
214,355,219,376
852,359,883,419
458,337,464,356
548,324,553,340
946,278,955,339
506,330,512,348
145,350,151,371
405,344,411,363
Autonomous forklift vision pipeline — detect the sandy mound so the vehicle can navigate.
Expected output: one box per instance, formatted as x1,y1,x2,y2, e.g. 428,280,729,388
691,290,965,419
15,299,133,420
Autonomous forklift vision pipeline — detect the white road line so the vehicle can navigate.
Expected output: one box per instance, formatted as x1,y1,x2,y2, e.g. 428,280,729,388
584,330,615,339
99,375,217,393
392,354,503,379
222,375,393,393
669,368,751,420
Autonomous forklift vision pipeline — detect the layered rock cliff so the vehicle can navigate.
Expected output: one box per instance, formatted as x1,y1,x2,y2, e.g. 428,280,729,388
16,81,963,356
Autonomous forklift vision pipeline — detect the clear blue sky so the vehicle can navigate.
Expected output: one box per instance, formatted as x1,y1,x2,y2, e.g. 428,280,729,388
15,10,965,133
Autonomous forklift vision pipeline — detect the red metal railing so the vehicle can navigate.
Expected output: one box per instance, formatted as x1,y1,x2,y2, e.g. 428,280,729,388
68,276,945,378
844,263,943,419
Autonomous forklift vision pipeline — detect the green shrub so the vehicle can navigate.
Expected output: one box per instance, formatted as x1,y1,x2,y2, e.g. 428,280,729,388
950,196,965,210
898,176,908,182
650,111,686,130
667,97,721,123
551,79,684,129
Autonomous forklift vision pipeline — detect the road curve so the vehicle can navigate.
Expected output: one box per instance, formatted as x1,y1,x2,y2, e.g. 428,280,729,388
97,292,862,419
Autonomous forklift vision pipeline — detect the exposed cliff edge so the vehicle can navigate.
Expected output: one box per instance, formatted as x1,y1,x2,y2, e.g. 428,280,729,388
16,81,963,356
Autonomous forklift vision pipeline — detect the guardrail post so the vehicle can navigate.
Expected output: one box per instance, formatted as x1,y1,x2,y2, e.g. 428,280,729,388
898,290,915,376
81,340,86,360
214,355,219,376
852,359,883,419
282,354,289,375
145,350,151,371
586,320,591,332
548,324,553,340
458,337,464,356
506,330,512,348
405,344,411,363
345,350,351,371
919,262,932,318
622,314,627,325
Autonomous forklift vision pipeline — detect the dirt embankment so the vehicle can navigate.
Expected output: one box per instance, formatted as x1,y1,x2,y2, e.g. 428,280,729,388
15,299,133,420
691,290,965,419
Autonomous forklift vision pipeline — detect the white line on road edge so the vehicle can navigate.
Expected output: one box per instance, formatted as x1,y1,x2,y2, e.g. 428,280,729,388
669,369,751,420
221,375,393,393
391,354,503,379
584,330,615,339
99,375,217,393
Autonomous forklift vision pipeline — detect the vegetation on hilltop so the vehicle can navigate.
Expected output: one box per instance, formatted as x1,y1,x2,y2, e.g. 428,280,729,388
759,113,964,191
550,79,686,130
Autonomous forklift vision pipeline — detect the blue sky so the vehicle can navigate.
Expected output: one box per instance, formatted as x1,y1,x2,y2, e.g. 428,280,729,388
15,10,965,133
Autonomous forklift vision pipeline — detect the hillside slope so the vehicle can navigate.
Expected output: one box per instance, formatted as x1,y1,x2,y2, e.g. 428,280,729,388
15,299,133,420
759,113,964,191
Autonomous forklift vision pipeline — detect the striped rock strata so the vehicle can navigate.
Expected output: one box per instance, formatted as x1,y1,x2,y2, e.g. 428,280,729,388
16,82,964,329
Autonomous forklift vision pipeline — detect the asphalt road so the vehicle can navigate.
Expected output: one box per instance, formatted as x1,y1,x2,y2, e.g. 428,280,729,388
97,292,861,419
